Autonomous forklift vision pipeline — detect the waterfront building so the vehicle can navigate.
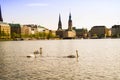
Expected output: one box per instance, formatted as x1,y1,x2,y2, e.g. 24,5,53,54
51,30,56,37
9,23,21,38
37,25,48,32
48,30,56,39
24,24,50,39
106,28,111,38
0,5,3,22
0,5,11,39
89,26,107,38
0,22,11,39
63,13,76,39
37,25,51,39
56,14,64,38
24,24,38,34
56,13,76,39
63,30,76,39
21,25,31,37
43,28,49,34
74,27,88,39
25,24,48,34
111,25,120,38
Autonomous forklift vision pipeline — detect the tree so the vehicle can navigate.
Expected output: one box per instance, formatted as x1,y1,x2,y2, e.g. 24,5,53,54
11,32,21,38
0,31,6,39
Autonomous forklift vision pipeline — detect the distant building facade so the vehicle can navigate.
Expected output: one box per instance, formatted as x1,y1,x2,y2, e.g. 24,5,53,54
25,24,38,34
106,28,111,37
56,13,76,39
21,25,31,37
89,26,107,38
37,25,48,33
0,5,11,39
9,24,21,38
74,27,88,39
25,24,48,34
111,25,120,38
63,13,76,39
0,22,11,39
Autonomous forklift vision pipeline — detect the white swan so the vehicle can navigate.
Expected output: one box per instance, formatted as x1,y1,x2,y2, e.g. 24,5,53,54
33,48,42,54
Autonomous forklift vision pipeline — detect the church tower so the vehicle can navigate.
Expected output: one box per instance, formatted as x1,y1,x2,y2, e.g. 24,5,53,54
63,12,76,39
68,12,72,31
56,14,63,38
57,14,62,30
0,5,3,22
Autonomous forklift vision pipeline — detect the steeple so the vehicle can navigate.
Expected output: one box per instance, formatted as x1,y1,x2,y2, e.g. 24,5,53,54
69,12,71,21
68,12,72,31
57,14,62,30
0,5,3,22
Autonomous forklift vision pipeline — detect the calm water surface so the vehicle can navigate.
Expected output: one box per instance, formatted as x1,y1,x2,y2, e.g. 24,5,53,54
0,39,120,80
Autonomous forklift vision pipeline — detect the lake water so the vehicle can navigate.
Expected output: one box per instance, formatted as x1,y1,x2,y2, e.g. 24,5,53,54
0,39,120,80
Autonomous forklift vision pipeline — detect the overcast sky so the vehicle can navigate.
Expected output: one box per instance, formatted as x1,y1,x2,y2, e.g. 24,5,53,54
0,0,120,30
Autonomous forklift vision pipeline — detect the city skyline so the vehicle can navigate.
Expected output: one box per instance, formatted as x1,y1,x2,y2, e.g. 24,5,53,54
0,0,120,30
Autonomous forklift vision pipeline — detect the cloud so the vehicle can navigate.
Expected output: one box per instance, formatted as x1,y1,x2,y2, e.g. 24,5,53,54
26,3,48,7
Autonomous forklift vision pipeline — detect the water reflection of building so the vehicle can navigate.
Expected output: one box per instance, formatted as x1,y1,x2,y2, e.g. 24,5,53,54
56,13,76,39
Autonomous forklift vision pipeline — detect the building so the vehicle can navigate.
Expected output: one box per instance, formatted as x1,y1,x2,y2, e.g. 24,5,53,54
56,14,64,38
37,25,48,33
23,24,50,39
21,25,31,38
0,5,11,39
74,27,88,39
0,22,11,39
89,26,107,38
63,13,76,39
9,23,21,38
63,30,76,39
25,24,38,34
51,30,56,37
0,5,3,22
56,13,76,39
111,25,120,38
106,28,111,38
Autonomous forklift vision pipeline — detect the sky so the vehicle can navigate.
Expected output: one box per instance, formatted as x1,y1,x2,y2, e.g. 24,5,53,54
0,0,120,30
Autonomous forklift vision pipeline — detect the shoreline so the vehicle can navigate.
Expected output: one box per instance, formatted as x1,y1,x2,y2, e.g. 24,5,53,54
0,37,120,41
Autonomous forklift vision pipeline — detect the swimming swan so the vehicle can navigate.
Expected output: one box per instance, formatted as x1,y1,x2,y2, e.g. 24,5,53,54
26,54,35,58
67,50,79,58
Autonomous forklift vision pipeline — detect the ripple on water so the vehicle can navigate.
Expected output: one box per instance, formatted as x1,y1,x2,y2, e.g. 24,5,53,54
0,40,120,80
